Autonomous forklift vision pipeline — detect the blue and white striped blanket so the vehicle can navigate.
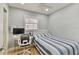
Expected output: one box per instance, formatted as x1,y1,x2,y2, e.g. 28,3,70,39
33,32,79,55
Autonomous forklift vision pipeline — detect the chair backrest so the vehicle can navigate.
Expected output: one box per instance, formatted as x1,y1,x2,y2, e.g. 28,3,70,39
18,34,29,46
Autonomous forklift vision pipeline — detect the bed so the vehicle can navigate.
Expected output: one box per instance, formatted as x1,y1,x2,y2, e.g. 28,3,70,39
33,32,79,55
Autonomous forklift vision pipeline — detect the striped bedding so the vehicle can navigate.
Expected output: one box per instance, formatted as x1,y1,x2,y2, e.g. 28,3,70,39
33,32,79,55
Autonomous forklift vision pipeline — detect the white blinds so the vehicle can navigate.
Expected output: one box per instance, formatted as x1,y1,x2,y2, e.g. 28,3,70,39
25,17,38,31
25,18,38,24
25,24,37,30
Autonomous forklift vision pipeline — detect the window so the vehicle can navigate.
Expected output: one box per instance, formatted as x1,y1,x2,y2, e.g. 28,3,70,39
25,17,38,31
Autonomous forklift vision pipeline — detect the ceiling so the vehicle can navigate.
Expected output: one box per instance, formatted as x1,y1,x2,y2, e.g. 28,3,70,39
8,3,72,15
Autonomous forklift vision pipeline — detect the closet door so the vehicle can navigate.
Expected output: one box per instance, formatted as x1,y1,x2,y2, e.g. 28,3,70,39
0,4,8,55
0,4,3,49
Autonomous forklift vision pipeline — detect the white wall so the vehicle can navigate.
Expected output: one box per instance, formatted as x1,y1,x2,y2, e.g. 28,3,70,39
8,7,48,48
9,7,48,29
48,4,79,41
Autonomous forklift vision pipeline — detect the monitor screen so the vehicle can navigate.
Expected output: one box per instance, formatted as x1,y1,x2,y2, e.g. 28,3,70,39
13,28,24,34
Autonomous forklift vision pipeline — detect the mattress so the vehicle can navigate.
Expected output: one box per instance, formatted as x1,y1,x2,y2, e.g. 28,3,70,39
33,32,79,55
